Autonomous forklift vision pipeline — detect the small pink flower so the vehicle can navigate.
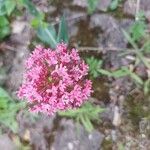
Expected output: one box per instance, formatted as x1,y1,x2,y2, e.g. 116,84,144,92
17,43,92,115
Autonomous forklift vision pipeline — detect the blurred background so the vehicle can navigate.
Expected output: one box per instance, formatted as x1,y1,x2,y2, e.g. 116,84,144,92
0,0,150,149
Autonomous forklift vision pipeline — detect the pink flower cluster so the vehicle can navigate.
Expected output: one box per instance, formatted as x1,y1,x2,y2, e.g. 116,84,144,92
18,43,92,115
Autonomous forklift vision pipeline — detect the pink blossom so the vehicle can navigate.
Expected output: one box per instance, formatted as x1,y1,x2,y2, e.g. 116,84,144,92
17,43,92,115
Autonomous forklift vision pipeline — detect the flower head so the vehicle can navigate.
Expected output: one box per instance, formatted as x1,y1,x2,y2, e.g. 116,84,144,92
18,43,92,115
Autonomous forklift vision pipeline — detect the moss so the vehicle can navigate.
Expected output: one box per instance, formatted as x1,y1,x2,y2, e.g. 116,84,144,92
124,92,150,128
102,138,113,150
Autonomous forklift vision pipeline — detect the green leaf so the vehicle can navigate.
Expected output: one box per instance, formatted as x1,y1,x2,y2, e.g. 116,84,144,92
0,25,10,39
59,102,105,132
22,0,42,18
0,16,9,26
37,24,57,48
58,109,79,118
142,40,150,53
111,68,129,78
130,21,146,42
0,16,10,39
87,0,99,14
0,118,18,133
31,18,42,28
0,87,26,133
129,72,144,85
5,0,16,16
123,29,150,69
119,67,144,85
98,69,112,76
144,79,150,95
57,16,69,43
0,0,6,15
80,114,93,132
86,57,103,78
0,87,11,99
110,0,119,10
122,29,138,49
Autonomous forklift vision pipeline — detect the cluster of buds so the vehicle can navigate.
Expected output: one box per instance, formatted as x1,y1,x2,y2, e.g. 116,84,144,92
18,43,92,115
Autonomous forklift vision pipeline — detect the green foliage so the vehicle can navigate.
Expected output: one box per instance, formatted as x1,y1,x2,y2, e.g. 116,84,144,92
59,102,105,132
118,143,125,150
0,0,16,16
0,0,69,46
115,67,143,85
0,0,23,40
125,94,149,126
87,0,99,14
22,0,41,18
144,79,150,95
0,87,26,133
37,23,57,48
130,12,147,42
57,16,69,43
105,66,143,86
4,0,16,16
110,68,129,78
86,56,114,78
0,16,10,40
122,12,150,69
0,0,24,17
130,21,146,42
109,0,123,10
117,18,150,95
28,0,69,48
86,55,144,86
86,56,103,78
34,16,69,48
0,0,44,40
122,29,150,69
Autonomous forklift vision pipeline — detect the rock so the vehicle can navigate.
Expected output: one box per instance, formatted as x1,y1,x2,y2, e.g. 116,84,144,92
102,28,127,49
30,128,48,150
97,0,111,12
123,0,136,17
7,46,30,92
112,106,121,127
6,21,31,92
0,134,16,150
73,0,111,12
123,0,150,19
69,23,78,37
63,9,86,37
90,14,133,50
111,130,117,141
33,0,56,13
10,21,32,45
135,64,147,79
51,119,104,150
90,14,117,31
72,0,88,8
139,118,150,136
11,21,27,34
101,18,133,49
101,104,114,122
18,113,55,150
